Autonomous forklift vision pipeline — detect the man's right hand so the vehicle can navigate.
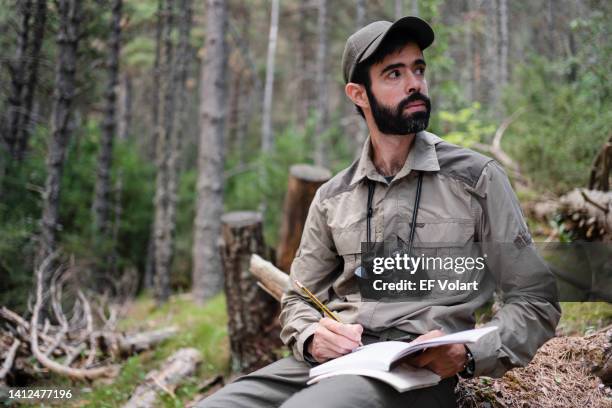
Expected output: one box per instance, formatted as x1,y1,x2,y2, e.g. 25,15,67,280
307,317,363,363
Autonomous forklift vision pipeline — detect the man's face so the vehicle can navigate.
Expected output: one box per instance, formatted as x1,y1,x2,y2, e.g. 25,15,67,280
366,42,431,135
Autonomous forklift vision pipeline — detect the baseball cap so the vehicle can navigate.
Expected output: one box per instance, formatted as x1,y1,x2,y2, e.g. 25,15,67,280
342,16,435,84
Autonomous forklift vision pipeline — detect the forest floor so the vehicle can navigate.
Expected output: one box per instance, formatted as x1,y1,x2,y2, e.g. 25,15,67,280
15,294,611,407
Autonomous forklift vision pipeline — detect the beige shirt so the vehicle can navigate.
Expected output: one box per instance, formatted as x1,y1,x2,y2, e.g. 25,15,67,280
279,131,560,378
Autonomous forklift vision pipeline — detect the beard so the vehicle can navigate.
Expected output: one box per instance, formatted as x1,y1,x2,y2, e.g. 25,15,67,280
366,87,431,136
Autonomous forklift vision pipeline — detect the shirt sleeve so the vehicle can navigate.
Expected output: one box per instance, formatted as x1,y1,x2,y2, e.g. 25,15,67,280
279,189,342,361
469,161,561,377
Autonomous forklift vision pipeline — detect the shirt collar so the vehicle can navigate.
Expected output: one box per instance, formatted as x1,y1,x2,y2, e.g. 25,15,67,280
349,131,442,186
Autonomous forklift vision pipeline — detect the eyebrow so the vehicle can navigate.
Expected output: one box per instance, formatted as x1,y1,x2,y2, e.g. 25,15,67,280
380,59,427,76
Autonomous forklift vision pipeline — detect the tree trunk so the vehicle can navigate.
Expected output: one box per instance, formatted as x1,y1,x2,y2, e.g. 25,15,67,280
143,0,164,291
220,212,279,373
356,0,366,28
498,0,508,89
93,0,122,244
412,0,419,16
4,0,33,158
15,0,47,160
260,0,279,154
314,0,329,167
395,0,403,20
118,73,132,140
296,0,313,129
38,0,81,268
163,0,193,299
276,164,331,273
192,0,229,302
153,0,177,303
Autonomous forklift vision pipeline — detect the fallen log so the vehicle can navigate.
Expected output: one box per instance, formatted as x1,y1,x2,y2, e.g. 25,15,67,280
249,254,289,302
123,348,202,408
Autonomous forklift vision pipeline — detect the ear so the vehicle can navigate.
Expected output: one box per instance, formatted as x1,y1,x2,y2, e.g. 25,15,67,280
345,83,369,110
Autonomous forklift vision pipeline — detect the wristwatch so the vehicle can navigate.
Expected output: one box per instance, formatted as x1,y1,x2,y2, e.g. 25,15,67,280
459,346,475,378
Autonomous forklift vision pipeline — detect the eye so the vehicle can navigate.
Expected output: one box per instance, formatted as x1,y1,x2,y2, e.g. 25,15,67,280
388,69,401,79
415,67,426,76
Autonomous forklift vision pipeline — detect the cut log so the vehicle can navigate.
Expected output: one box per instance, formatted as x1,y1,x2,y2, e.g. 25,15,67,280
276,164,331,272
123,348,202,408
220,212,281,373
250,254,290,302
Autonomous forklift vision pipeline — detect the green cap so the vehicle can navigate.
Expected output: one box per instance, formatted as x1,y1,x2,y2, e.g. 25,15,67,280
342,16,434,84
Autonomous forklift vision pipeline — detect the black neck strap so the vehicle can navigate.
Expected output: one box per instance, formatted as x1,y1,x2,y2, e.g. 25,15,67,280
366,172,424,252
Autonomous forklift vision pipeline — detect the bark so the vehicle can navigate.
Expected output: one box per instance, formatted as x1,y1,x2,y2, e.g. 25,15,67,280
93,0,122,244
276,164,331,273
4,0,33,158
153,0,177,303
260,0,279,154
498,0,508,89
160,0,193,301
313,0,329,167
356,0,366,28
220,212,279,373
123,348,202,408
38,0,81,268
395,0,403,19
192,0,229,301
412,0,419,16
296,0,313,128
118,73,132,140
16,0,47,159
144,0,164,290
250,254,290,302
588,135,611,192
482,0,499,111
150,0,163,161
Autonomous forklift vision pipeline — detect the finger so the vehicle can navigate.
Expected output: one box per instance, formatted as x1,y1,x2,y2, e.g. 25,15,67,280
412,349,436,368
316,325,359,352
414,329,445,343
320,318,363,342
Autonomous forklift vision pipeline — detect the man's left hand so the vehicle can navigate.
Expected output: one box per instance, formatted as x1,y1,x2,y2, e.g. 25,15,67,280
403,329,467,379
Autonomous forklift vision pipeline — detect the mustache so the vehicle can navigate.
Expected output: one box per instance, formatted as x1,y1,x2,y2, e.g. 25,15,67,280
397,92,431,112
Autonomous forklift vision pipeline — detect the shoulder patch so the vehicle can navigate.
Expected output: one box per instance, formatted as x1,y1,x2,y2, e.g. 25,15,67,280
318,158,360,202
435,141,494,187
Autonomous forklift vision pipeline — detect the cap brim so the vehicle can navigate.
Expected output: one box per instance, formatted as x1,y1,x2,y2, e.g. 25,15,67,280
357,16,434,66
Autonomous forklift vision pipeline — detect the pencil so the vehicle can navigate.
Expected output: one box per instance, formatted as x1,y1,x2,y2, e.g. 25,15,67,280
294,279,363,347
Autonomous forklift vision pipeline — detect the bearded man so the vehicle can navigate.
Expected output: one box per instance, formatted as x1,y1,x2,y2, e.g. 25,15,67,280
197,16,559,408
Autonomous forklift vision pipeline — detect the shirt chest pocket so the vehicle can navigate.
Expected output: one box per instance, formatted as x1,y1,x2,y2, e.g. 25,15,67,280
331,228,364,298
401,219,477,281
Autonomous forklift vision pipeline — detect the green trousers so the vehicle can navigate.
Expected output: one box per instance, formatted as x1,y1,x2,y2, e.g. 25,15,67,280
195,356,458,408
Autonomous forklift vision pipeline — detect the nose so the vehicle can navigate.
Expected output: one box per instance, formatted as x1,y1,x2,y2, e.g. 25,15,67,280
405,71,421,95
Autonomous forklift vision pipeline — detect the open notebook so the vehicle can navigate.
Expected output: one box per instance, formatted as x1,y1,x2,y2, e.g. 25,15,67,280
308,326,498,392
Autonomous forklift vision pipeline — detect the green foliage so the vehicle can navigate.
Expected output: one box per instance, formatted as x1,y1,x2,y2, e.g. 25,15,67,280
436,102,496,147
224,114,354,246
502,10,610,194
0,122,154,311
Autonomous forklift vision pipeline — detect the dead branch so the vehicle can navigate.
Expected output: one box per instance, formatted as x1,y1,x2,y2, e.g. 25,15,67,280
123,348,202,408
30,255,119,381
0,338,21,382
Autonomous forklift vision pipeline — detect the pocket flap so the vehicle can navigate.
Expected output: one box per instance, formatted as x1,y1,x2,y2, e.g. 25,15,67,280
399,220,474,248
332,228,365,255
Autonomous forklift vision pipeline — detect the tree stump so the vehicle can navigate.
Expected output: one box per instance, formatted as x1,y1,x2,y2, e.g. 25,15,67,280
276,164,331,272
220,212,280,373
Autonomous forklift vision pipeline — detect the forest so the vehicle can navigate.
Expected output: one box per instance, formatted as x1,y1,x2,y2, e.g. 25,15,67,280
0,0,610,406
